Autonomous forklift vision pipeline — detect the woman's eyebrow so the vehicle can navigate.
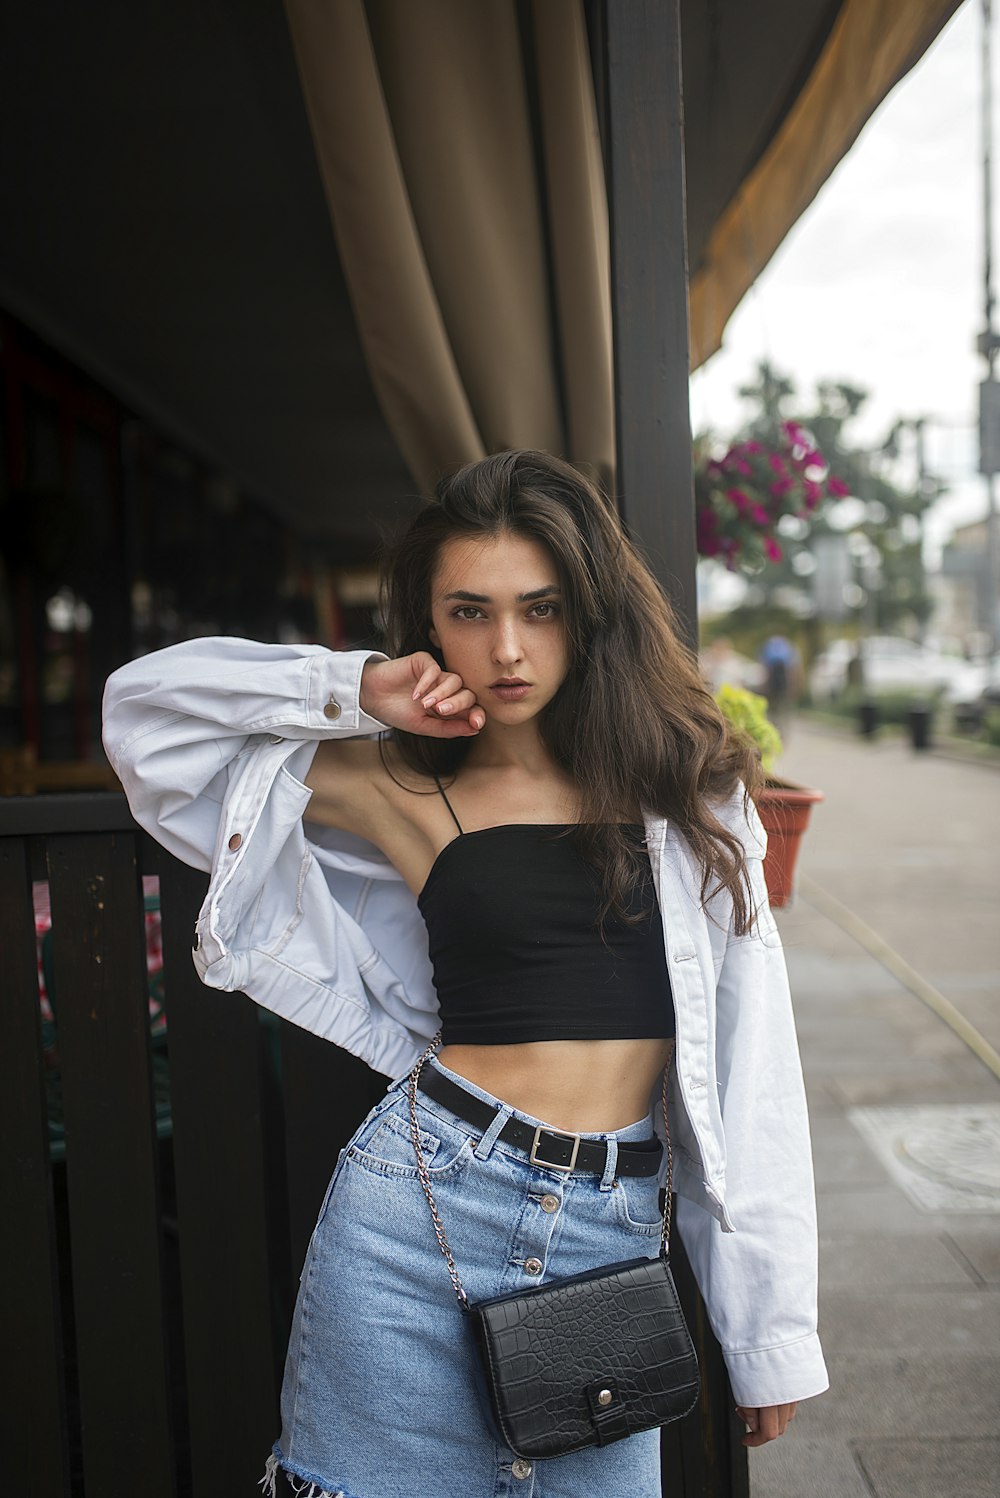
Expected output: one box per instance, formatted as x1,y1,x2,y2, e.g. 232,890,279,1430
442,586,562,603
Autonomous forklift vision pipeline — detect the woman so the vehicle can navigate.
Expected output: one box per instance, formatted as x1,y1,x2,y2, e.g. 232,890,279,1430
103,450,827,1498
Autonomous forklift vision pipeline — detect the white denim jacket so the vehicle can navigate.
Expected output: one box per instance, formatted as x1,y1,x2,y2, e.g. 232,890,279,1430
102,637,828,1410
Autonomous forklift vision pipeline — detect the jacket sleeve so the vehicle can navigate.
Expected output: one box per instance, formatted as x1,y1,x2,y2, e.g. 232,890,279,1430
676,796,830,1409
102,637,389,871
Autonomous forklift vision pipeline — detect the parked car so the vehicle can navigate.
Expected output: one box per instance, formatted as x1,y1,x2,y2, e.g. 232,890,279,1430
809,635,964,702
942,654,1000,732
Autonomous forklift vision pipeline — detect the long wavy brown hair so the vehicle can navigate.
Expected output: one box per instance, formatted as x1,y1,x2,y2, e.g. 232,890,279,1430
378,450,764,934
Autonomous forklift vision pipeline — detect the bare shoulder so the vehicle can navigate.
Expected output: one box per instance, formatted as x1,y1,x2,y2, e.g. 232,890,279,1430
303,734,438,846
304,736,388,838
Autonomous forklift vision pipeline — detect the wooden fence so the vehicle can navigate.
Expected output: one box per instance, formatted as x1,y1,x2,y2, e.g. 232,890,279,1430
1,792,748,1498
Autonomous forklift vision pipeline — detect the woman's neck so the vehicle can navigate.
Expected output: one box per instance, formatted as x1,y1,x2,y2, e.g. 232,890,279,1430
463,720,555,775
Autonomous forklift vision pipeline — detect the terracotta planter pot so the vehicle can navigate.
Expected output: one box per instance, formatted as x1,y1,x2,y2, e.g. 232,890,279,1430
755,777,824,908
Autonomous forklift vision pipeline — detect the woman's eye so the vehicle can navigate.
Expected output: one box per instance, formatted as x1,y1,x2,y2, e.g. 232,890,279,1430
452,606,483,620
531,602,559,618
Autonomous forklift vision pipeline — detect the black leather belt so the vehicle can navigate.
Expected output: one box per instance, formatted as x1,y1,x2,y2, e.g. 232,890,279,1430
416,1066,662,1177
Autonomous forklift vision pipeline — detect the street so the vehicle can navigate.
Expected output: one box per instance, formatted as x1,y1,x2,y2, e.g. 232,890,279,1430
749,723,1000,1498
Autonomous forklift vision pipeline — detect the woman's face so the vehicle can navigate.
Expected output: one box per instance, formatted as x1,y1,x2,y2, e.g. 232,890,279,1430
427,531,570,722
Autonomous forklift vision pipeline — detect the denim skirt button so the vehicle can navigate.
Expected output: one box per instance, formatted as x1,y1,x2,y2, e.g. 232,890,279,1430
512,1458,532,1478
524,1257,543,1275
540,1194,560,1213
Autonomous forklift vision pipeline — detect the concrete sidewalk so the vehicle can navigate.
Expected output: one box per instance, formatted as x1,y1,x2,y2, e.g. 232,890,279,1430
746,723,1000,1498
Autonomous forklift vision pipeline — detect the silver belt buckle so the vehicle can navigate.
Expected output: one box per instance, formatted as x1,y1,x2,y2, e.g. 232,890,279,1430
529,1125,581,1172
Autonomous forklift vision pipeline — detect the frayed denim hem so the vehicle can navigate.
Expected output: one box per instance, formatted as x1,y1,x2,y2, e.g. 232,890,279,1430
260,1448,361,1498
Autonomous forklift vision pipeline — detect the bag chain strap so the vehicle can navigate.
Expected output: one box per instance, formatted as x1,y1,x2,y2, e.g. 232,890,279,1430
406,1035,676,1314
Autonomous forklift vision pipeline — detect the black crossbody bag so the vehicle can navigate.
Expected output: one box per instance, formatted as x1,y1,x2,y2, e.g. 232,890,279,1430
406,1039,700,1461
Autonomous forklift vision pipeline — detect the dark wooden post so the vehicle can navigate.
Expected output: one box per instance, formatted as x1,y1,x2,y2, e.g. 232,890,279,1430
598,0,698,650
597,3,750,1494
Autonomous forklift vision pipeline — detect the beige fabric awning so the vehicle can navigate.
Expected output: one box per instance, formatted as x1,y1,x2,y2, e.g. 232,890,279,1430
689,0,964,367
285,0,962,500
0,0,964,542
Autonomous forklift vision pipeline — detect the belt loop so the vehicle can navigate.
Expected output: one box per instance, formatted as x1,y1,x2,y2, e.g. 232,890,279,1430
474,1104,513,1160
600,1135,618,1191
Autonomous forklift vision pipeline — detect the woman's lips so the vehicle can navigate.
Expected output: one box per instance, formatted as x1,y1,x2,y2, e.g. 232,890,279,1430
488,683,532,702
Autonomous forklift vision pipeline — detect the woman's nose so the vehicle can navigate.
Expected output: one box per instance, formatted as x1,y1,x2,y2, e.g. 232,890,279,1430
491,619,523,666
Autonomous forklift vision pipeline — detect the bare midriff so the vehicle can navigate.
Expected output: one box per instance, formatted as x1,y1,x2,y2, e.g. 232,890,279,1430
436,1037,675,1134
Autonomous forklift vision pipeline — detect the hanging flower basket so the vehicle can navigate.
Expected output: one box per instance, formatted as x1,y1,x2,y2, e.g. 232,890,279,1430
695,420,850,570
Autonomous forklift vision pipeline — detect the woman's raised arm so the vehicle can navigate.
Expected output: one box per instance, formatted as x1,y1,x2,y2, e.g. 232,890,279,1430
102,638,392,870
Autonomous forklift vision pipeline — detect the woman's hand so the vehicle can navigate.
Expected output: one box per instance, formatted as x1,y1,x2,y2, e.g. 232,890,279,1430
734,1402,797,1447
360,653,486,736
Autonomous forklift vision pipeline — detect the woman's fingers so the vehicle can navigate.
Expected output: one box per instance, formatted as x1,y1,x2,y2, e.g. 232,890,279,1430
425,695,486,734
421,709,484,736
414,671,464,708
736,1403,796,1447
397,657,486,735
430,687,476,718
410,660,446,701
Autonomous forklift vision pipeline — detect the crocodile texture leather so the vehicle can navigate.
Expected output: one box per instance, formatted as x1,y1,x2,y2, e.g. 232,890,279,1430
468,1254,699,1460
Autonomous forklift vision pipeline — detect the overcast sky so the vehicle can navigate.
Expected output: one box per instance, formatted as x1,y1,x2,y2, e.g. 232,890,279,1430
690,0,989,567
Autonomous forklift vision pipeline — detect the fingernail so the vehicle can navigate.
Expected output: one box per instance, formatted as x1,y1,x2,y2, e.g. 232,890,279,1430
438,702,453,714
422,696,436,709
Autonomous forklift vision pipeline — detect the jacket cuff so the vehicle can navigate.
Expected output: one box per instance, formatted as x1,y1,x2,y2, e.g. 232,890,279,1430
724,1332,830,1408
308,650,391,735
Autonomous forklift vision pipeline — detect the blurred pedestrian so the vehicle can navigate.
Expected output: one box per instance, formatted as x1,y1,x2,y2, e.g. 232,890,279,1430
758,634,802,729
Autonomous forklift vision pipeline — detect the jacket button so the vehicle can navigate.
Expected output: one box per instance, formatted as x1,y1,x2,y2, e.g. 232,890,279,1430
540,1194,560,1214
228,833,242,851
524,1257,543,1276
512,1459,532,1479
323,699,342,720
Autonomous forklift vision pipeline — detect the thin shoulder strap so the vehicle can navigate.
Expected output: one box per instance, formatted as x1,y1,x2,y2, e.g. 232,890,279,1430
432,773,464,835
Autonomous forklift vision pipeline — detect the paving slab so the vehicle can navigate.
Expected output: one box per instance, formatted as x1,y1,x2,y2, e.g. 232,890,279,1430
807,1356,1000,1441
854,1438,1000,1498
816,1286,1000,1358
750,1436,872,1498
943,1228,1000,1286
817,1231,981,1291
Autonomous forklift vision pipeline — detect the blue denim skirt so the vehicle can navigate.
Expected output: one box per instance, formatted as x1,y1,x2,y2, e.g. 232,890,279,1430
261,1052,665,1498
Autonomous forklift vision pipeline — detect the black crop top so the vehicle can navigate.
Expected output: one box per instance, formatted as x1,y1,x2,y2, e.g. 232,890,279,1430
416,779,675,1046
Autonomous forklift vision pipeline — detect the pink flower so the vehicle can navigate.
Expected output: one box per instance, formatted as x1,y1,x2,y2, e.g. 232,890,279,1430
725,487,750,512
770,477,794,497
768,453,786,475
751,504,770,526
733,459,752,476
696,506,721,557
804,481,822,508
745,440,763,454
763,537,783,562
827,475,851,497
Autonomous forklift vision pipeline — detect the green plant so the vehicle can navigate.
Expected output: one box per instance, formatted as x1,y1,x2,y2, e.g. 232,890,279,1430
714,683,783,773
983,708,1000,748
